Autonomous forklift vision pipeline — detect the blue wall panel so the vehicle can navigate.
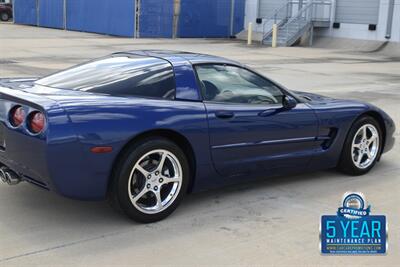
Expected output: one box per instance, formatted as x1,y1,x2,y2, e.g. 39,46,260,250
14,0,37,26
179,0,233,38
139,0,174,38
233,0,245,35
14,0,244,38
66,0,134,37
38,0,64,29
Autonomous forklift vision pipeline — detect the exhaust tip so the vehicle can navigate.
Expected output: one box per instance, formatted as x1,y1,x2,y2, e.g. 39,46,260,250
0,166,21,185
0,167,8,183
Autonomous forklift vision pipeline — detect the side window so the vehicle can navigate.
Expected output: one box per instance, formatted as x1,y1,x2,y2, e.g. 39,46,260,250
36,56,176,99
74,60,176,99
113,63,176,99
195,64,284,104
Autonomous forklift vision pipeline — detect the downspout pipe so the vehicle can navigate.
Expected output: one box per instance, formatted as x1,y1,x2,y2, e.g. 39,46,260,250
63,0,66,30
12,0,15,24
230,0,235,37
173,0,180,38
385,0,395,39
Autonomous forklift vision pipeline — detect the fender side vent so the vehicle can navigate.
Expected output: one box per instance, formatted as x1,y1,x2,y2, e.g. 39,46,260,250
319,128,338,150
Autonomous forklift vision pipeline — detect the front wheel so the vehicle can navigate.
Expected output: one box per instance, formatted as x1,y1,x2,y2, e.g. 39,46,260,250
110,137,190,223
338,116,382,175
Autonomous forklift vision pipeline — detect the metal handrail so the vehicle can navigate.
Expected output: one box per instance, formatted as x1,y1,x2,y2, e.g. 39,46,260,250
285,1,313,26
263,0,332,46
272,1,291,23
262,0,295,40
282,1,314,44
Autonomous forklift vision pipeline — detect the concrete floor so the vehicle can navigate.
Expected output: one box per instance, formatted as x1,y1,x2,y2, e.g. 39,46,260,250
0,23,399,266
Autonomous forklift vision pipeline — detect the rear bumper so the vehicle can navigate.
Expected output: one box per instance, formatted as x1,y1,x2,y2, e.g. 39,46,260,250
0,122,52,190
0,133,111,200
0,154,50,190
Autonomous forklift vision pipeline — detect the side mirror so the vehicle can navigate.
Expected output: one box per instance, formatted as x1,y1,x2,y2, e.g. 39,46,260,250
282,95,297,109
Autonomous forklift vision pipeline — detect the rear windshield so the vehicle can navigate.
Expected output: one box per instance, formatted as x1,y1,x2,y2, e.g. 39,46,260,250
35,55,176,99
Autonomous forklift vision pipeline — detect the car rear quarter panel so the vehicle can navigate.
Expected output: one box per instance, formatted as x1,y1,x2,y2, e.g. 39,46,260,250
54,95,209,199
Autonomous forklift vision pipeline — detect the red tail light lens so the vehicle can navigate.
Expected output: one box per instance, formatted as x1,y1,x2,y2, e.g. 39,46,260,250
10,106,25,127
28,111,46,134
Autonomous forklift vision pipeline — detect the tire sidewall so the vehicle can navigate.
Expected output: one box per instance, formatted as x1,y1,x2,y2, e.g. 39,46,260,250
113,138,190,223
340,116,383,175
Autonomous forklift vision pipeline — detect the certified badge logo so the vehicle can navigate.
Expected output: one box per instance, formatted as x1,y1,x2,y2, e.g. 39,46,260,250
320,192,387,255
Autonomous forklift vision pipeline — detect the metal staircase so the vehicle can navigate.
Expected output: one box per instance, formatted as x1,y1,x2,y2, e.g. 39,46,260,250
262,0,332,47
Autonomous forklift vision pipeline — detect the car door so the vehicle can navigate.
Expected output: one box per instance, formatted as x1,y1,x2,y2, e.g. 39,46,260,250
194,64,319,177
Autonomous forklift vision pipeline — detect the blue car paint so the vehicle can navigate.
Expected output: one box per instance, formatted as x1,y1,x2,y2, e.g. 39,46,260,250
204,102,319,177
0,51,396,200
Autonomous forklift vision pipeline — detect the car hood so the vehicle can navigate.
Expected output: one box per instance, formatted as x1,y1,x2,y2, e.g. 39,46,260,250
293,90,395,128
292,90,339,103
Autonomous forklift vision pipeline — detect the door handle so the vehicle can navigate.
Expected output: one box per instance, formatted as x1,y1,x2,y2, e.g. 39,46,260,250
215,111,234,119
258,109,279,117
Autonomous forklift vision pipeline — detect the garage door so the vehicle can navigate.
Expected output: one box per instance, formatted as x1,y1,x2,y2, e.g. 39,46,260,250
178,0,244,38
139,0,174,38
66,0,135,37
335,0,380,24
38,0,64,29
258,0,286,18
13,0,37,25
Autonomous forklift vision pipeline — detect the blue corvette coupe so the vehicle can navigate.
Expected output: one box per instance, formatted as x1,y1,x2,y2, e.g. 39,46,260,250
0,51,395,222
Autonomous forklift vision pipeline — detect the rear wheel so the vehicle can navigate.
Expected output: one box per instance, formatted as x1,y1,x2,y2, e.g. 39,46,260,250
338,116,382,175
110,137,190,223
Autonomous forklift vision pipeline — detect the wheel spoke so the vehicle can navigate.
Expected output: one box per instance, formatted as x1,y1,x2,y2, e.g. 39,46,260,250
136,164,149,177
352,143,361,149
154,190,163,210
356,152,363,164
160,175,180,184
132,187,148,203
156,152,167,172
362,126,368,140
368,134,377,143
366,148,372,159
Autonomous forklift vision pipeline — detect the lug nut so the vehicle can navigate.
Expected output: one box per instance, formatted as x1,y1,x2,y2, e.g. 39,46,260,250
155,171,159,175
147,175,151,179
154,186,158,191
159,178,163,183
147,184,151,189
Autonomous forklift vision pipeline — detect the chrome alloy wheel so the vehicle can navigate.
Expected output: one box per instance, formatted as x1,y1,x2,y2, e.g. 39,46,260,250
128,149,183,214
351,124,379,169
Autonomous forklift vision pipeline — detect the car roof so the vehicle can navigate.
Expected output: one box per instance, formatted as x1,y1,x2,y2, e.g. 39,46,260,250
113,50,242,66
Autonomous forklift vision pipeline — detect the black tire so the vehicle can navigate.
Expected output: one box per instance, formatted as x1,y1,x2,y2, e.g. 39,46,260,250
0,12,9,21
109,137,190,223
337,116,382,175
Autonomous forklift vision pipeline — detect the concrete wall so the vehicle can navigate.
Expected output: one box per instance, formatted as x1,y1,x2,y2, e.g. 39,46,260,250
245,0,264,32
244,0,400,42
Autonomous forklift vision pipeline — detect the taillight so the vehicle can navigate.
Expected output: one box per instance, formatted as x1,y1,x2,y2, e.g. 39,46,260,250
9,106,25,127
27,111,46,134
